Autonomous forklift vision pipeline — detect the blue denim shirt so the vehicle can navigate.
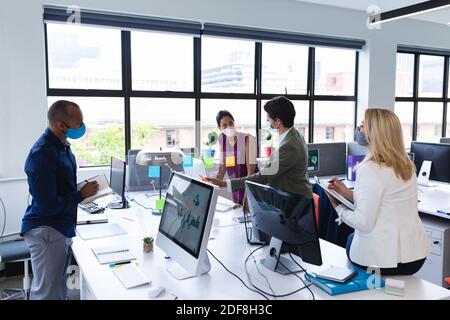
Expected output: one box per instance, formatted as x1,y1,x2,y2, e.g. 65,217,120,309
21,128,83,238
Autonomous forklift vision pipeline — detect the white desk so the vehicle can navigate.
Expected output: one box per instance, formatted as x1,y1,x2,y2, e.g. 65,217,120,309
417,181,450,220
71,193,450,300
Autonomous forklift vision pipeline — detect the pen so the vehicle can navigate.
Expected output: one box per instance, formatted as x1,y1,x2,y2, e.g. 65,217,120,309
109,261,131,268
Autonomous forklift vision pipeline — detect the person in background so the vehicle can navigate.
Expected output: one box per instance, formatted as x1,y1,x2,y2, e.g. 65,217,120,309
215,110,258,205
207,96,312,200
354,120,368,146
327,108,430,275
22,100,99,299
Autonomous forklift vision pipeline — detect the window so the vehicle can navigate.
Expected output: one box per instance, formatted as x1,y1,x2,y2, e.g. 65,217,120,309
395,51,448,143
325,127,335,141
131,31,193,91
202,37,255,93
314,101,354,143
395,53,414,97
130,98,195,150
417,102,444,143
45,18,359,165
46,23,122,90
419,55,444,98
47,97,125,166
261,42,308,95
394,102,414,148
314,48,356,96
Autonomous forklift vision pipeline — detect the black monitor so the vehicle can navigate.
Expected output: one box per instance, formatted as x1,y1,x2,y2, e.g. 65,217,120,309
245,181,322,275
410,142,450,183
108,157,129,209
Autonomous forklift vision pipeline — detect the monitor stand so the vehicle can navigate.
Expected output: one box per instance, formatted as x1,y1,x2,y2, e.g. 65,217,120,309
260,237,302,275
417,160,432,187
108,198,129,210
166,255,211,280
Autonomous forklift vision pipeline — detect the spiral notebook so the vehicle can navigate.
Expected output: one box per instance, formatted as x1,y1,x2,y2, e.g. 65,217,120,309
92,245,137,265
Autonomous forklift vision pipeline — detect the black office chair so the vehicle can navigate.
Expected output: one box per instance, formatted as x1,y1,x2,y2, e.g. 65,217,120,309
0,239,31,300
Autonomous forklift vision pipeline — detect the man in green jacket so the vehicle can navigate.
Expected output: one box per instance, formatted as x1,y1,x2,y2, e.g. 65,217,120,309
207,96,312,199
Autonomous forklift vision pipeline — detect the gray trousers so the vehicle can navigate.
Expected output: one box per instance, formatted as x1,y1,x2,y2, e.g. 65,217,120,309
23,226,73,300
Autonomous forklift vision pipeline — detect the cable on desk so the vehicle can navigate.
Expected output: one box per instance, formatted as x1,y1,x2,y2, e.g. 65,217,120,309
0,197,6,237
244,246,313,299
128,197,153,210
206,248,269,300
288,253,315,301
246,246,275,297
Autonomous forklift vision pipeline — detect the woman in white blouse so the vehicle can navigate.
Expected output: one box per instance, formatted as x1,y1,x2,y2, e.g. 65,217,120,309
327,108,430,275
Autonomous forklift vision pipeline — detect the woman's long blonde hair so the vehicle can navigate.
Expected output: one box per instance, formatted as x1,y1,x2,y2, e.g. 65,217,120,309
362,108,415,181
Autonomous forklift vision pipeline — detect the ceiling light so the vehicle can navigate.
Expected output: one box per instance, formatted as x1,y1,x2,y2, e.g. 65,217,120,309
369,0,450,26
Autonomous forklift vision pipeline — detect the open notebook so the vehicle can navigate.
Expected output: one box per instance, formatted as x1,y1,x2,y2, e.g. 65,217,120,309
77,174,113,204
315,176,355,210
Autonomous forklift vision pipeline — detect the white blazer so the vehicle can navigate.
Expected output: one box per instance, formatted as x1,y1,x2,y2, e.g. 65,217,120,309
335,161,431,268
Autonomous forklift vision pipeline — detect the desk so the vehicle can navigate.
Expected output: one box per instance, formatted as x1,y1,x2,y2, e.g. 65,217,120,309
72,193,450,300
417,181,450,220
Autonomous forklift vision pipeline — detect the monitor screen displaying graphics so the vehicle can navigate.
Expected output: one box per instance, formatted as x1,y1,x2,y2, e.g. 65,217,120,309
156,172,218,280
245,181,322,275
308,149,319,172
108,157,129,209
410,142,450,183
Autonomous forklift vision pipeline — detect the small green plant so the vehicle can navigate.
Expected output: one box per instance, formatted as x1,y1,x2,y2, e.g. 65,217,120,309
203,128,220,149
143,236,154,244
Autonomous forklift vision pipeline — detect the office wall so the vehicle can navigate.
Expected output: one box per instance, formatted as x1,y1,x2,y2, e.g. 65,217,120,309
1,0,450,232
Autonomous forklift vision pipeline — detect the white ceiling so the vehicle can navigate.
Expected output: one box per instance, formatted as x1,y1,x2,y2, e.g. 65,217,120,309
297,0,450,25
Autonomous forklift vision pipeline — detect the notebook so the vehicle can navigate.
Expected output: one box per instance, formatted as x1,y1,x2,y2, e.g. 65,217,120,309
314,176,355,210
76,223,127,240
92,245,136,265
77,174,113,204
113,263,151,289
77,212,108,225
305,266,385,296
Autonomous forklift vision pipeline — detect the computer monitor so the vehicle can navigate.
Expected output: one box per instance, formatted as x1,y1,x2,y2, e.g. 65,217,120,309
108,157,129,209
245,181,322,275
307,149,319,172
410,142,450,183
156,172,218,280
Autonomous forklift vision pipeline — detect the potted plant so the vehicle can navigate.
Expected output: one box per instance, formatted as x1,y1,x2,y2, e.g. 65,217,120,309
143,236,154,253
202,129,220,158
263,129,274,157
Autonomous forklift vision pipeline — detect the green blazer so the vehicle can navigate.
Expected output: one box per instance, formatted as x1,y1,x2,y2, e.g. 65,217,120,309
230,128,313,198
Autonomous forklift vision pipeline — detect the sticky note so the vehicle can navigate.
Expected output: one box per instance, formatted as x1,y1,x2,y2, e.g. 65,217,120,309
156,199,165,211
183,155,193,168
225,155,236,168
204,157,215,169
148,166,160,178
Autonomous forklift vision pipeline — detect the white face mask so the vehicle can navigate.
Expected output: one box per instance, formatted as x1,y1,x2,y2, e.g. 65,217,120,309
223,127,236,137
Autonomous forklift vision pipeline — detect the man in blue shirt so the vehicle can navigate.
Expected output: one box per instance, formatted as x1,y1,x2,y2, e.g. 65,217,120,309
22,100,99,300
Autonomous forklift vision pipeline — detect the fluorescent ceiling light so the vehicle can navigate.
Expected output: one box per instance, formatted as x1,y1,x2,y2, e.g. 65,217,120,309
369,0,450,26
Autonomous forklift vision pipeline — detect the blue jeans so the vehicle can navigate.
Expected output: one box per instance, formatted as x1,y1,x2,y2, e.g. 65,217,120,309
345,233,426,276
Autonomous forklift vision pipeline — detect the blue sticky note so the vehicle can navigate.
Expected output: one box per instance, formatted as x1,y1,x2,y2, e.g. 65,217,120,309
148,166,160,178
183,155,193,168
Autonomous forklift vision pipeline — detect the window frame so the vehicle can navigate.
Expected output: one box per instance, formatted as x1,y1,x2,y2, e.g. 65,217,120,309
45,22,359,166
396,49,449,142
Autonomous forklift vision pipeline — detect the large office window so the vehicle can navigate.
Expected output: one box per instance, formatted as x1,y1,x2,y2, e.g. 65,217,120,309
46,18,359,166
395,51,449,145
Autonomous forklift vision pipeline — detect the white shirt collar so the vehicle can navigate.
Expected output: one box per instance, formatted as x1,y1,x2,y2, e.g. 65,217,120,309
277,127,293,146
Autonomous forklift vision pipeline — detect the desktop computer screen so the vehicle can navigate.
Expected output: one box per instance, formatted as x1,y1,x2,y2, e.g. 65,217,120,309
245,181,322,274
109,157,129,209
410,142,450,183
156,172,218,279
308,149,319,172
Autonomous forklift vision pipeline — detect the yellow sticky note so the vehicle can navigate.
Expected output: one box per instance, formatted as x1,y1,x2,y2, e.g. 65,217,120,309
225,155,236,168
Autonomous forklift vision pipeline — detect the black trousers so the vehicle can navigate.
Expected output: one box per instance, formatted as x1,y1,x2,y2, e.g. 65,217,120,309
345,233,426,276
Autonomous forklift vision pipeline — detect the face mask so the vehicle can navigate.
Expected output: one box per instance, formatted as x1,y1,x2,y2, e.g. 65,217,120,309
264,120,277,133
355,128,368,146
223,127,236,137
65,123,86,140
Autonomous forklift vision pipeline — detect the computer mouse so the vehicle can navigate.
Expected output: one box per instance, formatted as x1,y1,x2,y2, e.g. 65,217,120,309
148,286,165,298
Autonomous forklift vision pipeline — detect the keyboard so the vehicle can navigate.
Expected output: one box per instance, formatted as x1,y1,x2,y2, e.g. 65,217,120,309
79,202,105,214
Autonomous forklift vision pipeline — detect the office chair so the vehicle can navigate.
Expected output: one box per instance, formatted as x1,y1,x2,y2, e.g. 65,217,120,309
0,239,31,300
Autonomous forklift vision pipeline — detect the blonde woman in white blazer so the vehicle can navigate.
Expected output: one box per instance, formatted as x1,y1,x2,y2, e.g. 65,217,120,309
327,108,430,275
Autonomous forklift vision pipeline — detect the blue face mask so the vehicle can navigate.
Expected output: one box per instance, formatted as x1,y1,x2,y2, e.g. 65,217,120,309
66,123,86,140
264,120,277,133
354,128,368,146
